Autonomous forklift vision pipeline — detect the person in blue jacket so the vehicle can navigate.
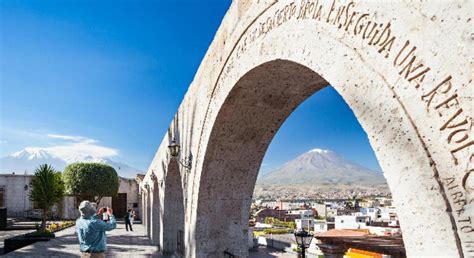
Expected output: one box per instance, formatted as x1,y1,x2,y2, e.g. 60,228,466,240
76,201,116,257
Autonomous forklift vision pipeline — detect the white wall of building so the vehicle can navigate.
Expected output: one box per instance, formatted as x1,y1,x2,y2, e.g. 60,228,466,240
118,178,139,211
314,220,335,233
359,208,379,220
0,174,139,219
288,209,313,218
335,215,370,230
296,218,314,231
368,226,402,236
0,175,32,217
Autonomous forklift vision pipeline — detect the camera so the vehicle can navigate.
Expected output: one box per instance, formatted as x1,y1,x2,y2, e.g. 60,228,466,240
101,207,109,221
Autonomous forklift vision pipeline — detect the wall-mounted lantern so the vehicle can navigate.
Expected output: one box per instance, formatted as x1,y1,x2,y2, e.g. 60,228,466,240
150,173,158,183
168,138,192,171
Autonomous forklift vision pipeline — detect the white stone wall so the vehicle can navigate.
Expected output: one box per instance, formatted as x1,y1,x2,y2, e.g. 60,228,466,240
0,175,32,217
118,177,139,212
62,196,79,219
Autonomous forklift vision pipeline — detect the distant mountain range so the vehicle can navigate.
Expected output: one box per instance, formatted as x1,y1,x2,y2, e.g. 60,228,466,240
0,148,143,178
257,148,386,187
1,147,385,185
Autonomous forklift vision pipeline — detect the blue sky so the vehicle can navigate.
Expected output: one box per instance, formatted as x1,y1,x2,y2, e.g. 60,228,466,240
0,0,381,172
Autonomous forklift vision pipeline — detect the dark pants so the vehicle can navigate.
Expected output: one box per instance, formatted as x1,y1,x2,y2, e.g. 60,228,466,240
125,220,133,231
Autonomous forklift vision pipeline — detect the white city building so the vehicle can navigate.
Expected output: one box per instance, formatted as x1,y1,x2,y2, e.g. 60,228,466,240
314,219,335,233
335,215,371,230
288,209,314,218
358,207,379,220
296,218,314,231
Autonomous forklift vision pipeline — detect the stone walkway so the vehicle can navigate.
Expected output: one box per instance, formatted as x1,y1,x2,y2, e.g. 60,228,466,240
249,246,295,257
5,222,160,257
3,222,299,257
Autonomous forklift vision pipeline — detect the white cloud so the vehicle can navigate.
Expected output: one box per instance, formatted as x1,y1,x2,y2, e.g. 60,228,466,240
47,134,91,142
24,133,118,162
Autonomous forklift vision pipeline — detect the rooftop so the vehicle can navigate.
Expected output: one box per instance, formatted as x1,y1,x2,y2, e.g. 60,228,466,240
316,234,405,256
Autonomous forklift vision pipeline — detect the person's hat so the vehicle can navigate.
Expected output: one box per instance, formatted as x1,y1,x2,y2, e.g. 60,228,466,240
78,200,96,217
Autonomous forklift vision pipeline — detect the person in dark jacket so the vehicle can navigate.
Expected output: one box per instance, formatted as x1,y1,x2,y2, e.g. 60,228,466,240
124,209,133,232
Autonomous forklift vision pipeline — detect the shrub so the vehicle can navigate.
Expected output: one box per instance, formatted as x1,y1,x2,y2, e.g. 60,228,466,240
263,228,289,234
274,221,296,229
263,217,296,229
25,231,55,238
63,163,119,204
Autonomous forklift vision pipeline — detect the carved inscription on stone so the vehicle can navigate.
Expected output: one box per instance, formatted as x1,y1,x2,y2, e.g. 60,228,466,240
234,0,473,170
219,0,472,254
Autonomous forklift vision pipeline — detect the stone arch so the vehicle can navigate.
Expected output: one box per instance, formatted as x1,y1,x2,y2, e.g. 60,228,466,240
192,60,329,257
146,187,151,238
140,187,146,228
191,58,465,257
141,1,472,257
162,159,185,255
141,188,147,229
150,177,160,246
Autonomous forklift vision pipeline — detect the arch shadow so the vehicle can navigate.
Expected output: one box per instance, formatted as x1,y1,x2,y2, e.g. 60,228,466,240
151,178,160,246
162,159,185,256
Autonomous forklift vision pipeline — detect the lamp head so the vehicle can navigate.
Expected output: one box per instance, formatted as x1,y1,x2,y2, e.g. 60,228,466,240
168,138,180,157
294,229,314,248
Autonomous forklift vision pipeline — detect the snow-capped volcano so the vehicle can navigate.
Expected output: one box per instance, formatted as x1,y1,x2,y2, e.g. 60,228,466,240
0,148,143,178
11,149,61,160
257,148,385,187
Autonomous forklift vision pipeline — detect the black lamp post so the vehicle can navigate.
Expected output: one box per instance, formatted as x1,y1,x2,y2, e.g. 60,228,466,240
294,229,314,258
168,138,192,171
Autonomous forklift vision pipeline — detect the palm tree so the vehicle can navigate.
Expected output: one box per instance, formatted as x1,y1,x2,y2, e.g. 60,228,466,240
29,164,65,231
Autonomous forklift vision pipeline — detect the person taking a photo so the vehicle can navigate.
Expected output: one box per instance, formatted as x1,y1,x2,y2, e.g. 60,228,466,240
76,201,116,257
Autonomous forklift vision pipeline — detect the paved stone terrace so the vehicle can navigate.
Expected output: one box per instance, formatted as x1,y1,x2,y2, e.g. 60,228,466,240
3,222,299,257
249,246,294,257
5,222,160,257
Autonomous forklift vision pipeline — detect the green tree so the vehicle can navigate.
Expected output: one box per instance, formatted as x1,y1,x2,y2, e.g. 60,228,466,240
63,162,119,204
29,164,65,231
